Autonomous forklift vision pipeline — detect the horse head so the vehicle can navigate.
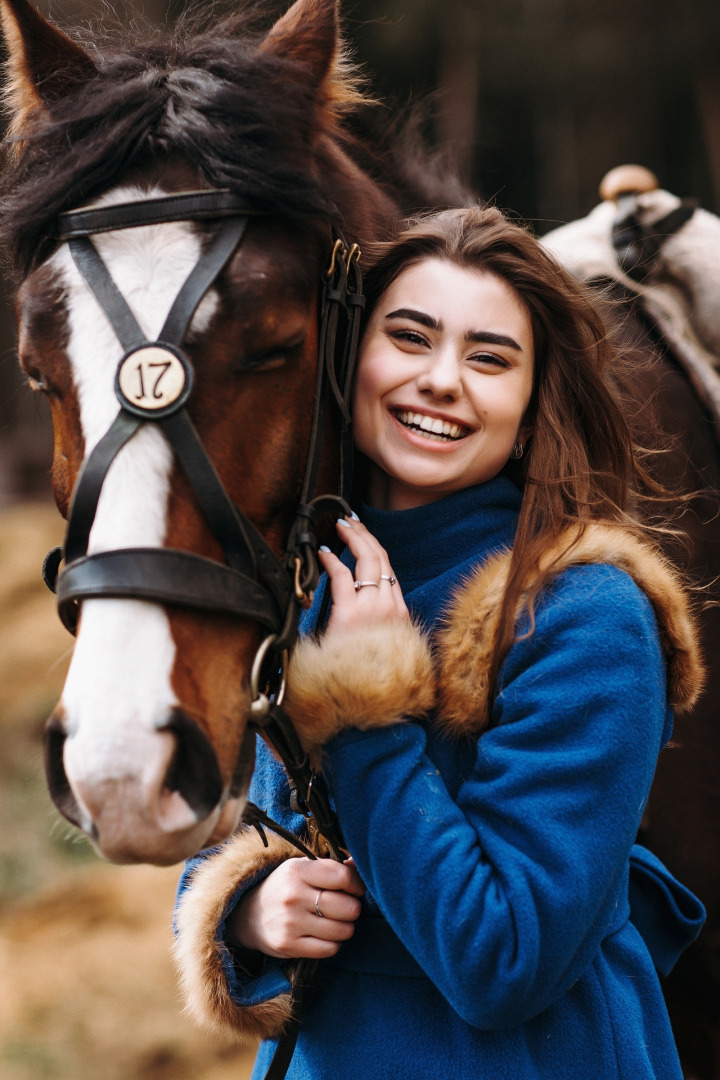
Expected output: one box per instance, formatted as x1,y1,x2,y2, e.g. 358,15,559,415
0,0,438,865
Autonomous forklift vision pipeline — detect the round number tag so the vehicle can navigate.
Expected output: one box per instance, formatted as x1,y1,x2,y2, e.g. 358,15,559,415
116,346,191,415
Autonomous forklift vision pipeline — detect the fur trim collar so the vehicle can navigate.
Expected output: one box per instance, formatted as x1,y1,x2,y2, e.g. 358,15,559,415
435,523,704,738
284,524,703,752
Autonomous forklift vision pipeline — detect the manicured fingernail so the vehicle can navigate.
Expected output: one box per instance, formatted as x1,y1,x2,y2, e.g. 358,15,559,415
337,518,351,528
319,545,331,553
349,511,360,521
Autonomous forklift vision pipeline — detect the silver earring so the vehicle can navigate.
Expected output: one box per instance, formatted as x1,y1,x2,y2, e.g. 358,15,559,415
510,442,524,460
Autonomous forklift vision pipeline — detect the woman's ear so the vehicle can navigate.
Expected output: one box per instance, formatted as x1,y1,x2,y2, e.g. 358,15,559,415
517,422,534,448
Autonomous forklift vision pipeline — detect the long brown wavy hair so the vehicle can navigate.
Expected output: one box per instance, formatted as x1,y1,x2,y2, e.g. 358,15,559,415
359,204,668,695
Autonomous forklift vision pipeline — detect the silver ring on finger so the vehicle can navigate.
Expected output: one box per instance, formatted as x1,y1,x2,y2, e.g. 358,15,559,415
354,580,379,591
380,574,397,586
314,890,325,918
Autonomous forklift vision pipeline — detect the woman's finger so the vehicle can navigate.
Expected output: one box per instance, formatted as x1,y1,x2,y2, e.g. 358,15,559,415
318,517,409,630
288,853,366,897
336,518,406,607
309,885,363,923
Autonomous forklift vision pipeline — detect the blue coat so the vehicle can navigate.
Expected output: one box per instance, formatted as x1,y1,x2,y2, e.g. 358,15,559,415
175,476,704,1080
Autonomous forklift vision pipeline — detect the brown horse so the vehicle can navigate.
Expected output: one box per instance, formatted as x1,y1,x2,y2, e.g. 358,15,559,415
545,176,720,1078
0,0,463,866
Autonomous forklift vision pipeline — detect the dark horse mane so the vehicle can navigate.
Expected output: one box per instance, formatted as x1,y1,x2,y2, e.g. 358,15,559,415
0,2,468,278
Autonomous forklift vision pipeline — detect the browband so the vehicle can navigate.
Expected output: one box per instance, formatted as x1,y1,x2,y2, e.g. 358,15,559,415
58,189,259,239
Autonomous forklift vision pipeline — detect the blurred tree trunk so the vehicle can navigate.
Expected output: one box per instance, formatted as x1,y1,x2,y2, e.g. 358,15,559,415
695,66,720,209
436,3,482,188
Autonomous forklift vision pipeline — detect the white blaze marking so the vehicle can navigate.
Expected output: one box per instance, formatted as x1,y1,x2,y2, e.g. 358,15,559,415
56,185,219,784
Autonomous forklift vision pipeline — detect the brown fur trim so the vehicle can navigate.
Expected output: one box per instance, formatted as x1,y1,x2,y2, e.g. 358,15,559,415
284,620,436,766
173,829,302,1043
436,524,705,739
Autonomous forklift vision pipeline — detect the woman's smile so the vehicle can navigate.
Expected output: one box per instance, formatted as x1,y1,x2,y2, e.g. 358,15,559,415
391,409,470,443
353,257,535,510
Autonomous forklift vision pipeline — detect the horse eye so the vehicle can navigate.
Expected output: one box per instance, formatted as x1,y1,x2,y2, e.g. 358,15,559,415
239,341,304,372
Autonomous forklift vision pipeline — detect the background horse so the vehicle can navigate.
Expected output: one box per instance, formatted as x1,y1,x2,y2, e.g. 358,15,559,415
0,0,464,866
545,171,720,1078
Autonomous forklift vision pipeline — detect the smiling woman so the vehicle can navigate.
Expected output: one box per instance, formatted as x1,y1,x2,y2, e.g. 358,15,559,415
175,206,706,1080
353,259,534,509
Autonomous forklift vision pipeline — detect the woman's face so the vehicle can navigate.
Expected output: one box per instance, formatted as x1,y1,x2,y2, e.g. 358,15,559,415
353,257,535,511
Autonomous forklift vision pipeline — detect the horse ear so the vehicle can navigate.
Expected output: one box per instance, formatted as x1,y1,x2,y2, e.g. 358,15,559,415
0,0,96,135
260,0,340,93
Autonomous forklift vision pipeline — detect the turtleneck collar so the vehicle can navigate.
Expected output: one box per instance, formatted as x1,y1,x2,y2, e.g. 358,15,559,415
299,474,523,637
360,474,522,595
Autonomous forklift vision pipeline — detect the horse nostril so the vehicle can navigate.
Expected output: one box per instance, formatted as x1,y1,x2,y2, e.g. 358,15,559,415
161,708,223,821
44,713,85,830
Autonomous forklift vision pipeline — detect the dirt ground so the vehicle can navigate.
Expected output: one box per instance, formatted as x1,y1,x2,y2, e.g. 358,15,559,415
0,502,257,1080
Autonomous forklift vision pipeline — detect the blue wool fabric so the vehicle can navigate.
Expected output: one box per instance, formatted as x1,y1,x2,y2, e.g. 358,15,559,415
179,475,703,1079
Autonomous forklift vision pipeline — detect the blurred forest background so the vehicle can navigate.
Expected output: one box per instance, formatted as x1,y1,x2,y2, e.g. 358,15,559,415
0,1,718,1078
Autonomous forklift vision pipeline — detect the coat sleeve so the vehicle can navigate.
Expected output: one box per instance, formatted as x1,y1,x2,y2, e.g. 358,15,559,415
173,825,302,1042
172,608,436,1041
322,564,672,1029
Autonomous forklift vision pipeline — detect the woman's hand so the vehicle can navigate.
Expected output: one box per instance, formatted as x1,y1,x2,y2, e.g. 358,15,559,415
318,516,409,636
227,857,366,960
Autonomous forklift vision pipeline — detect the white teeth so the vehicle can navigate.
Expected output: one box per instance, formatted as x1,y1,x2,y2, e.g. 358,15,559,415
395,410,465,441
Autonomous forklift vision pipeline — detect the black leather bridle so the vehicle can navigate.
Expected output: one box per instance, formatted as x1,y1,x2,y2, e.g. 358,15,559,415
42,187,361,853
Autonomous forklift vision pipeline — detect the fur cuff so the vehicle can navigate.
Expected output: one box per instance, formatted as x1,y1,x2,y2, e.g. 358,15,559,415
284,620,436,760
174,828,301,1043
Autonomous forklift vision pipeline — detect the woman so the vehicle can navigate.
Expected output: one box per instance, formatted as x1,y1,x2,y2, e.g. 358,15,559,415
174,206,705,1079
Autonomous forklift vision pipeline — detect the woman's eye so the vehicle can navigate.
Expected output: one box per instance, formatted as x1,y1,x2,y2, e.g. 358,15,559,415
468,352,510,369
390,329,428,347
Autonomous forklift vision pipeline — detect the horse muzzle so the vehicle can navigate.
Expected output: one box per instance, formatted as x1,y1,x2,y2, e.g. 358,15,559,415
44,706,254,865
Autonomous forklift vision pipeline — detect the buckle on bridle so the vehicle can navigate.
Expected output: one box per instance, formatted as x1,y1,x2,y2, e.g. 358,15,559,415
324,237,345,281
293,555,315,609
249,633,287,721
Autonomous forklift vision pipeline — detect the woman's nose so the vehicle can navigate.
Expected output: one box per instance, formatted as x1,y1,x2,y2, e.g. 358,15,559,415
416,350,463,400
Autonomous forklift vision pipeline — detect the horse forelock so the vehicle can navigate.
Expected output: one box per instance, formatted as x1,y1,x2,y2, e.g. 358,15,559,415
0,2,466,281
0,9,369,277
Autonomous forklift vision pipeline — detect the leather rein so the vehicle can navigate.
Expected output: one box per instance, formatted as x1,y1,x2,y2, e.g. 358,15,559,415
41,187,362,863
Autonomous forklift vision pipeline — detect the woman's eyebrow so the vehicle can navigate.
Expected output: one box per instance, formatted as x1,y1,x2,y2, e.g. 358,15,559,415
466,330,522,351
385,308,522,352
385,307,440,330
